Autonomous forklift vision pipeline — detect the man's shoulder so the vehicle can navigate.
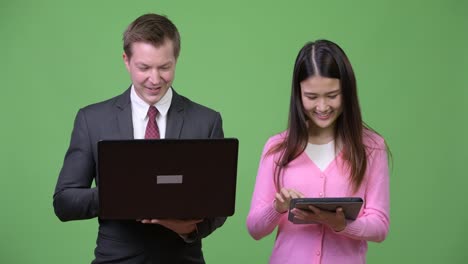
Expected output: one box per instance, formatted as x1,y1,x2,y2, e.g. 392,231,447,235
80,89,130,114
175,92,220,117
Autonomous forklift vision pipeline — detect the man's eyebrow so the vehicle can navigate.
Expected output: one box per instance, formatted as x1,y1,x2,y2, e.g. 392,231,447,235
159,62,173,67
136,63,149,67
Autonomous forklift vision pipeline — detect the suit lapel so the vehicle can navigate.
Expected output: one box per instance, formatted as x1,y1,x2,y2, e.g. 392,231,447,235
115,88,134,139
166,89,185,139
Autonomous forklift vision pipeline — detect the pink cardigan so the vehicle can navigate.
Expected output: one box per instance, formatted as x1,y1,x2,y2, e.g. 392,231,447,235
246,131,390,264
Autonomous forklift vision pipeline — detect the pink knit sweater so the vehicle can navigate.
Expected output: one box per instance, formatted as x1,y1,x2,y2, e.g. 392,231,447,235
246,131,390,264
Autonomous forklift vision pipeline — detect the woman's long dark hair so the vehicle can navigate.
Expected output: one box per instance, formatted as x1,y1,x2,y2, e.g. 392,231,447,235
268,39,368,193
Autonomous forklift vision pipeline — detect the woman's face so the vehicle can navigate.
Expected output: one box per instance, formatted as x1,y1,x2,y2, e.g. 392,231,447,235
300,75,343,137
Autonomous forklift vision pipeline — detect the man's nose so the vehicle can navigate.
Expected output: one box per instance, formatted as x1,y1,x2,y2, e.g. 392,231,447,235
148,69,161,84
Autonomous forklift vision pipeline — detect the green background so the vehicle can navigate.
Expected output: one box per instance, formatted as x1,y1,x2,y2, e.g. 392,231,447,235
1,0,467,263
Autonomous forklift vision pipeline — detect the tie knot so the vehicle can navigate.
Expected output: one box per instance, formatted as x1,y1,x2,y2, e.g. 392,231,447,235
147,106,159,119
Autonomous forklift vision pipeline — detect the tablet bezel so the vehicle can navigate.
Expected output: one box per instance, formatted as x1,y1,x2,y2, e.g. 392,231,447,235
288,197,364,224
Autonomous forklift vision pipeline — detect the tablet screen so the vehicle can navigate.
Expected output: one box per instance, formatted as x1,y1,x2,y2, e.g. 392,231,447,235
288,197,363,224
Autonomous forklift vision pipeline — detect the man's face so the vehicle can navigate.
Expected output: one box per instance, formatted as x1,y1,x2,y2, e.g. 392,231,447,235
123,40,177,105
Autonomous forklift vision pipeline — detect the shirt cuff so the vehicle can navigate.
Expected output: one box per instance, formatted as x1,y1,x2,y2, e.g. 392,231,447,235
179,226,199,243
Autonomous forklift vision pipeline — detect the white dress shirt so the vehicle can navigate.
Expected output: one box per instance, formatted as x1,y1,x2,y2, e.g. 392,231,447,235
130,85,173,139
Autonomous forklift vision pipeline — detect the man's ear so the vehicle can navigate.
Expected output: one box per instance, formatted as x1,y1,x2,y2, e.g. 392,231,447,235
123,52,130,71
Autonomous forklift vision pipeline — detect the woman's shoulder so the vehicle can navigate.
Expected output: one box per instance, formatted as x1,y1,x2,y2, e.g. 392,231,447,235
363,129,387,150
264,131,287,147
258,131,288,156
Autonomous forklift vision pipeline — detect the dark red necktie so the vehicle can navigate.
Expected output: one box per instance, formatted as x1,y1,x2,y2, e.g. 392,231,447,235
145,106,160,139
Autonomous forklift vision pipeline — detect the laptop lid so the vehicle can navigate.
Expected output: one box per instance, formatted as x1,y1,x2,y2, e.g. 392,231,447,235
97,138,239,220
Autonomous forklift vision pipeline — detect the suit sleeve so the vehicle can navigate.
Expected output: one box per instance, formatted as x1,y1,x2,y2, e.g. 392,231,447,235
196,112,227,239
53,109,99,221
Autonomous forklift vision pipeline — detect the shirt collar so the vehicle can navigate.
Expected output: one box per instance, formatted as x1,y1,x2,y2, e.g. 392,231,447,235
130,85,173,120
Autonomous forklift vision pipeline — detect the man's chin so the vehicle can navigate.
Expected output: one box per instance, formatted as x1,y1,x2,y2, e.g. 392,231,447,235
139,94,159,105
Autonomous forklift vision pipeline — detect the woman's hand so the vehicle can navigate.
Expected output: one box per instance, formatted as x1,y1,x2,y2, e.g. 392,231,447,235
274,188,304,213
292,206,346,231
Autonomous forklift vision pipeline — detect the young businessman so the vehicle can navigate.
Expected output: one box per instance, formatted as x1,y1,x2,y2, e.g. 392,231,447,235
53,13,226,263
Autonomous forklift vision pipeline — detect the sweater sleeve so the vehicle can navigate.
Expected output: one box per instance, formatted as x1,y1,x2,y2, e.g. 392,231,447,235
336,139,390,242
246,137,285,240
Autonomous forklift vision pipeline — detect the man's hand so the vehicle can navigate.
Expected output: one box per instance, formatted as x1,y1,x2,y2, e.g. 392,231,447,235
139,219,203,235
